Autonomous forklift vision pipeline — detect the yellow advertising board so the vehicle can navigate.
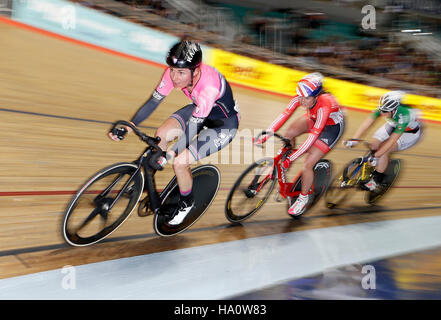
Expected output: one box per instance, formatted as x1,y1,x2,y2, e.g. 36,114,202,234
207,48,441,122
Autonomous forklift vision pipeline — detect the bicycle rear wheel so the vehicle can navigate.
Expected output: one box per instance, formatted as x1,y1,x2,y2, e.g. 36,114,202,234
154,165,221,237
311,159,332,206
62,162,144,246
225,158,277,223
366,159,401,204
325,158,363,209
286,159,331,218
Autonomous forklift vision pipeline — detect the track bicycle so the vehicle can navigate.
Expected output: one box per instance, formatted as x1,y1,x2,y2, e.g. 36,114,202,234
324,141,401,208
62,120,221,246
225,131,332,223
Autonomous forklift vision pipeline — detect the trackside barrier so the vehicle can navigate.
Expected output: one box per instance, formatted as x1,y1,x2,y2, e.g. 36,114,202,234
206,49,441,122
11,0,178,65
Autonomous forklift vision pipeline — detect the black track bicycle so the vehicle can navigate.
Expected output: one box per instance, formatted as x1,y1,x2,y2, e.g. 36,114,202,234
62,120,220,246
324,141,401,208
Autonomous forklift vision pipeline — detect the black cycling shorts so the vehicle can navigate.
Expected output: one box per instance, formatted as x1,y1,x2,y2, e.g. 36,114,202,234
170,104,239,161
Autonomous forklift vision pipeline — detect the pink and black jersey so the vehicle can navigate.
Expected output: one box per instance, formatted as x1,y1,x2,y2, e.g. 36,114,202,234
155,63,237,120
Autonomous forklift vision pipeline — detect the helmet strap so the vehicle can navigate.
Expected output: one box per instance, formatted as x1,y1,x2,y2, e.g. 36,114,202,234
392,108,398,117
310,96,318,109
188,67,199,89
189,68,194,88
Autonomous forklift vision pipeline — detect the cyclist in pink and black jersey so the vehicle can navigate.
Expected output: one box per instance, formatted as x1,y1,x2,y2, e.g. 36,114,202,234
255,72,345,216
109,41,239,225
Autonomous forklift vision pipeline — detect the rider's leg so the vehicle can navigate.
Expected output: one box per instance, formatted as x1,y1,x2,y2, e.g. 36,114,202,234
167,117,239,225
288,146,325,216
300,146,326,194
368,138,382,156
173,149,197,199
364,139,398,190
155,117,183,151
167,149,197,225
157,103,195,152
376,141,398,173
369,124,394,177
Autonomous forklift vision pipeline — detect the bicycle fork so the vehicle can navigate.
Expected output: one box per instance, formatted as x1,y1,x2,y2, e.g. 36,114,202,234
142,148,162,215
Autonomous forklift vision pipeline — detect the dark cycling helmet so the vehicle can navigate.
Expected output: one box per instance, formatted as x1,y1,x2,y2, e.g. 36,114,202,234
378,90,405,112
166,40,202,69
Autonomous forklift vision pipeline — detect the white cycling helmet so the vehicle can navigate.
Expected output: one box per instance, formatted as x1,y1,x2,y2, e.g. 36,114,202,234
378,91,405,112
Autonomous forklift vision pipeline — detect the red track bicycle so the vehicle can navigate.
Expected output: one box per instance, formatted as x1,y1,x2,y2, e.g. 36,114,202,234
225,131,332,223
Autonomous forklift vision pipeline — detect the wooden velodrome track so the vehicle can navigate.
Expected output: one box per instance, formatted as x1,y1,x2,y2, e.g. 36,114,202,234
1,19,441,280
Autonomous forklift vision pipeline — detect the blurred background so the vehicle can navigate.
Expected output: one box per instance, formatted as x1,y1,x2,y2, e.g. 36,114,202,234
48,0,441,98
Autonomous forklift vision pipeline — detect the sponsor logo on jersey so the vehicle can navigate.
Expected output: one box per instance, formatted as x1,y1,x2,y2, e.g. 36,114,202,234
190,116,205,124
214,132,232,147
152,90,163,100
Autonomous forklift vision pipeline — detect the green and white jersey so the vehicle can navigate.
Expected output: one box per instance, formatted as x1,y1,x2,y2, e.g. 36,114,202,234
371,104,421,134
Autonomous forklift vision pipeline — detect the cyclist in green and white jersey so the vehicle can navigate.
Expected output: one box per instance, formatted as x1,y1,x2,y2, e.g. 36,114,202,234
343,91,423,191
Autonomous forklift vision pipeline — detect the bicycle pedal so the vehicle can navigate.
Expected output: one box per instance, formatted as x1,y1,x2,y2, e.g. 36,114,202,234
137,196,153,217
138,206,154,217
243,188,257,198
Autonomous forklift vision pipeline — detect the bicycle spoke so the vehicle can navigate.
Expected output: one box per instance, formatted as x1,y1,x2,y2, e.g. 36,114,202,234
73,207,103,234
94,173,125,200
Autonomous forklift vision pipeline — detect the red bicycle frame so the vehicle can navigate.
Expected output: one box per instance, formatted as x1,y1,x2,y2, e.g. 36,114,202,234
252,145,315,201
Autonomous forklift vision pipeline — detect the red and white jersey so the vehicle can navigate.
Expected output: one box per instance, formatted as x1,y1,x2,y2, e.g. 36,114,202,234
268,93,343,133
266,93,344,161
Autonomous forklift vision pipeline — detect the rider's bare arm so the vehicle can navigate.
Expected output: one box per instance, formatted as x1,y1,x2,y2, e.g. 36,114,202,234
352,116,376,140
268,96,299,132
256,96,299,144
287,106,331,162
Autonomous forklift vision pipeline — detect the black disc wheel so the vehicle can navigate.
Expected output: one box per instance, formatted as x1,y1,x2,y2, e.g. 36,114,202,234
154,165,220,237
62,163,144,246
225,158,277,223
366,159,401,204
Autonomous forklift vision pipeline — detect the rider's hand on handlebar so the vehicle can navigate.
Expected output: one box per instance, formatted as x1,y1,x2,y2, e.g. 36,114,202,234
108,124,133,141
367,151,378,167
253,134,269,146
343,139,360,148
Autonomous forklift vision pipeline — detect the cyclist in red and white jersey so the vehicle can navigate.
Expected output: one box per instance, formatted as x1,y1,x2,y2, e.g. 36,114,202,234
256,72,345,216
109,40,239,225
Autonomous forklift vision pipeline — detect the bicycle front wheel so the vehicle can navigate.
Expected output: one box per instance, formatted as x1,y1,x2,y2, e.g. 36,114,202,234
325,158,363,209
225,158,277,223
62,162,144,246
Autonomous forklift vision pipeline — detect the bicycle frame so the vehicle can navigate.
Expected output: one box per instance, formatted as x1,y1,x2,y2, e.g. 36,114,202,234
252,131,311,201
274,146,309,199
342,152,374,187
107,120,165,215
